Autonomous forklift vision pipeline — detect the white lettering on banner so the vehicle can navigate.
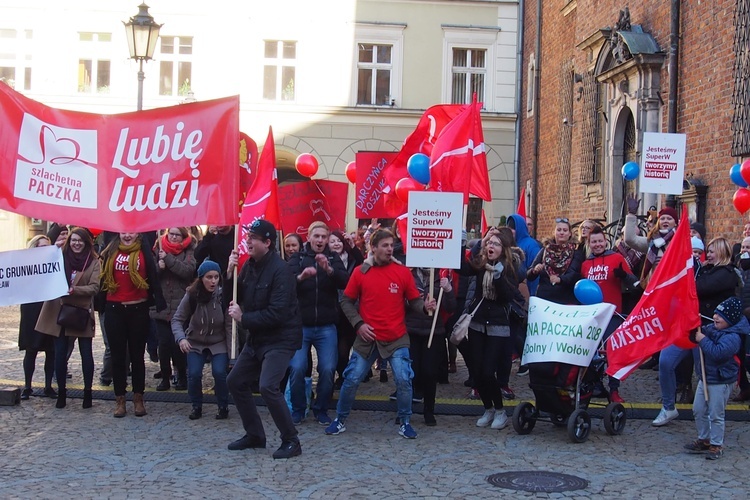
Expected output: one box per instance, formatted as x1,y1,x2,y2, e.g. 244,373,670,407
108,173,198,212
14,114,98,209
111,123,204,178
356,158,387,215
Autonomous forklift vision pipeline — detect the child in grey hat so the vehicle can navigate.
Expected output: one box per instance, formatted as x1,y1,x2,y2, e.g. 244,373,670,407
684,297,748,460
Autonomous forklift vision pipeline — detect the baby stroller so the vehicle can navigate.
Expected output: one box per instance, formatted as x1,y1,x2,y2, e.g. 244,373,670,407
511,352,627,443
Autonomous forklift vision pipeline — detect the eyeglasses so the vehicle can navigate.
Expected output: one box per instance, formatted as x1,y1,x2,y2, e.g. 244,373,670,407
555,218,569,223
168,232,183,238
70,238,84,244
486,240,502,247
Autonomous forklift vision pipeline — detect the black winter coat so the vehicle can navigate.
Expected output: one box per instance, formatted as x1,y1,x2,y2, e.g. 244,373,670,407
287,244,349,326
405,270,457,337
229,250,303,351
696,263,738,324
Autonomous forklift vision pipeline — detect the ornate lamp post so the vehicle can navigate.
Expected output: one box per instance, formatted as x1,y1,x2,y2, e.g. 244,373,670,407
123,3,162,110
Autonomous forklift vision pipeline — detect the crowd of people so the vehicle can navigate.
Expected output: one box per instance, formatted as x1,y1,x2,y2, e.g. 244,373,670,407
15,202,750,460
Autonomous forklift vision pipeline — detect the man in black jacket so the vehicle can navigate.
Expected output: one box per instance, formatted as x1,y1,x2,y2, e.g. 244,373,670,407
226,219,303,459
287,221,349,425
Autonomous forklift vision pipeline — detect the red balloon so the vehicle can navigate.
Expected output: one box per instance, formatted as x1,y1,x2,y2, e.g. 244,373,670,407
295,153,319,178
345,161,357,184
395,178,422,203
741,159,750,186
733,188,750,215
88,228,103,238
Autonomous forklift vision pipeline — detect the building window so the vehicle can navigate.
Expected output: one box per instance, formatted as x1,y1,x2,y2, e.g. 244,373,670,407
556,63,574,208
357,43,392,106
0,28,32,90
580,70,602,184
263,40,296,101
159,36,193,96
526,54,536,116
442,27,499,109
451,48,486,104
77,32,110,93
353,23,404,107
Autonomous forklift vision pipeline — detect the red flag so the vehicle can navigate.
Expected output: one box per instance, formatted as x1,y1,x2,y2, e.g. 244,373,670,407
382,104,464,194
277,180,348,238
428,101,491,203
517,187,527,218
239,132,258,204
238,127,279,268
606,210,700,380
395,213,408,253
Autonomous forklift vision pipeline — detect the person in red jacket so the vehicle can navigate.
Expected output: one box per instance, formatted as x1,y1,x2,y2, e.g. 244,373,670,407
580,226,638,403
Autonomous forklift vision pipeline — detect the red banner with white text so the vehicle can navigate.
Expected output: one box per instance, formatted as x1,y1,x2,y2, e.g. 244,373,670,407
355,151,397,219
0,83,239,232
277,180,348,239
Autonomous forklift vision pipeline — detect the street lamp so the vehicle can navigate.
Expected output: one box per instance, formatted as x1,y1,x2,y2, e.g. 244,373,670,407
123,3,162,110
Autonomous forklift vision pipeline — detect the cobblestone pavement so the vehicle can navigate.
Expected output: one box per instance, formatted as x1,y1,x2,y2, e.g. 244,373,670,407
1,306,749,498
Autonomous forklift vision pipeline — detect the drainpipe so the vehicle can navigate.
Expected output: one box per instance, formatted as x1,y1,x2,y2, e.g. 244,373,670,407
665,0,680,208
531,0,542,228
513,0,525,216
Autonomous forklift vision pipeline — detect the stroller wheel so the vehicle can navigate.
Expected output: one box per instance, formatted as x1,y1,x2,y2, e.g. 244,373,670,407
550,413,567,427
512,402,537,435
603,402,627,435
567,409,591,443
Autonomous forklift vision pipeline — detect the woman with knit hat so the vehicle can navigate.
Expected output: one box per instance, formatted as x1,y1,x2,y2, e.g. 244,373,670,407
150,227,196,391
100,232,166,417
171,260,231,420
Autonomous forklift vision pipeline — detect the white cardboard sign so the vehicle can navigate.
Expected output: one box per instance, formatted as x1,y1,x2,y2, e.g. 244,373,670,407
405,191,463,269
639,132,687,195
0,245,69,306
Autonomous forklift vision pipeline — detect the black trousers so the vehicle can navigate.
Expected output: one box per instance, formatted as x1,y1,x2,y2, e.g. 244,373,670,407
105,302,150,396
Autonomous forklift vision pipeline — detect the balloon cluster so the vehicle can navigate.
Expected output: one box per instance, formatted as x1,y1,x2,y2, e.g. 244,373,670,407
731,161,750,214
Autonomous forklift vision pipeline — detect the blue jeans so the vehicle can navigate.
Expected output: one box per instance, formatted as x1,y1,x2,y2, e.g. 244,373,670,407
693,380,732,446
658,345,693,410
187,350,229,409
336,347,414,424
289,324,337,416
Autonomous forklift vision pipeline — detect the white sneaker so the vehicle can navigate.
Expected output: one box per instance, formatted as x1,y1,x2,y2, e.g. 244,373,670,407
491,411,509,430
651,407,679,427
476,409,496,427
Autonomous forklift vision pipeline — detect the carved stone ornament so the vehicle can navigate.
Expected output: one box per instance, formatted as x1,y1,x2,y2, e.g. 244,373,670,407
610,7,633,64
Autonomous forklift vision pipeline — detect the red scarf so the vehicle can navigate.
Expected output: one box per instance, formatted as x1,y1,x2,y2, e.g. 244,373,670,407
159,234,193,255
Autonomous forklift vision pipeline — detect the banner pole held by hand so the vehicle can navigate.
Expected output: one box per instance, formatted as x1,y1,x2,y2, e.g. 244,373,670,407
428,268,435,316
427,287,444,349
699,346,709,402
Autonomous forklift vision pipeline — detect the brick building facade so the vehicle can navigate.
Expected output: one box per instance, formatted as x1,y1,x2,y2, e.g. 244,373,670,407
518,1,741,242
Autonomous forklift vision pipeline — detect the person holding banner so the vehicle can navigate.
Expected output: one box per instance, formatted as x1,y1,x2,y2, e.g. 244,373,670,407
150,227,196,392
225,219,303,459
461,228,524,430
36,228,100,409
18,235,56,400
684,297,748,460
527,218,583,305
100,232,166,418
171,260,231,420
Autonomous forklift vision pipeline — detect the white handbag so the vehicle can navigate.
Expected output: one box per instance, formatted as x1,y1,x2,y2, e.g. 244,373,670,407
449,298,484,345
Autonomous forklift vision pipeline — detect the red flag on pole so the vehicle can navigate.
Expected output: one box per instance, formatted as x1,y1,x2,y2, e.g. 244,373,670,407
238,127,279,268
517,187,527,218
239,132,258,204
382,104,464,193
428,101,491,203
605,210,700,380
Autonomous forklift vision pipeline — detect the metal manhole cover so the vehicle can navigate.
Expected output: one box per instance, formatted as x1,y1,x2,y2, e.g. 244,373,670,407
487,471,588,492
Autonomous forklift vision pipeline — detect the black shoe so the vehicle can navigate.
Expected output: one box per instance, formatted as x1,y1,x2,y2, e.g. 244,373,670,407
156,379,170,391
272,440,302,459
216,407,229,420
189,407,202,420
20,388,32,400
153,371,163,379
100,378,112,386
174,379,188,391
228,435,266,451
82,389,92,409
463,378,474,387
43,387,58,398
379,370,388,383
147,348,159,363
55,389,66,409
424,413,437,426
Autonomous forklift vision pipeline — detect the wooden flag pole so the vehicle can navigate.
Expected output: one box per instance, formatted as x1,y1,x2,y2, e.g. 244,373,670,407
699,346,709,402
231,223,240,361
428,268,435,316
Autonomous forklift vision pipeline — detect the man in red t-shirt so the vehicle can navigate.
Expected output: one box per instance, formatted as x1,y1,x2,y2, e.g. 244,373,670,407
580,226,638,403
325,229,436,439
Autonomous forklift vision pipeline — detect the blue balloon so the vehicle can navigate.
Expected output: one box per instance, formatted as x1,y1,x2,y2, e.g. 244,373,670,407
621,161,639,181
730,163,748,188
407,153,430,185
574,279,603,305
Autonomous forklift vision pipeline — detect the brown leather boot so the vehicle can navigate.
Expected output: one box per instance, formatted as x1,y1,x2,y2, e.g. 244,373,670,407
114,396,126,418
133,393,147,417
